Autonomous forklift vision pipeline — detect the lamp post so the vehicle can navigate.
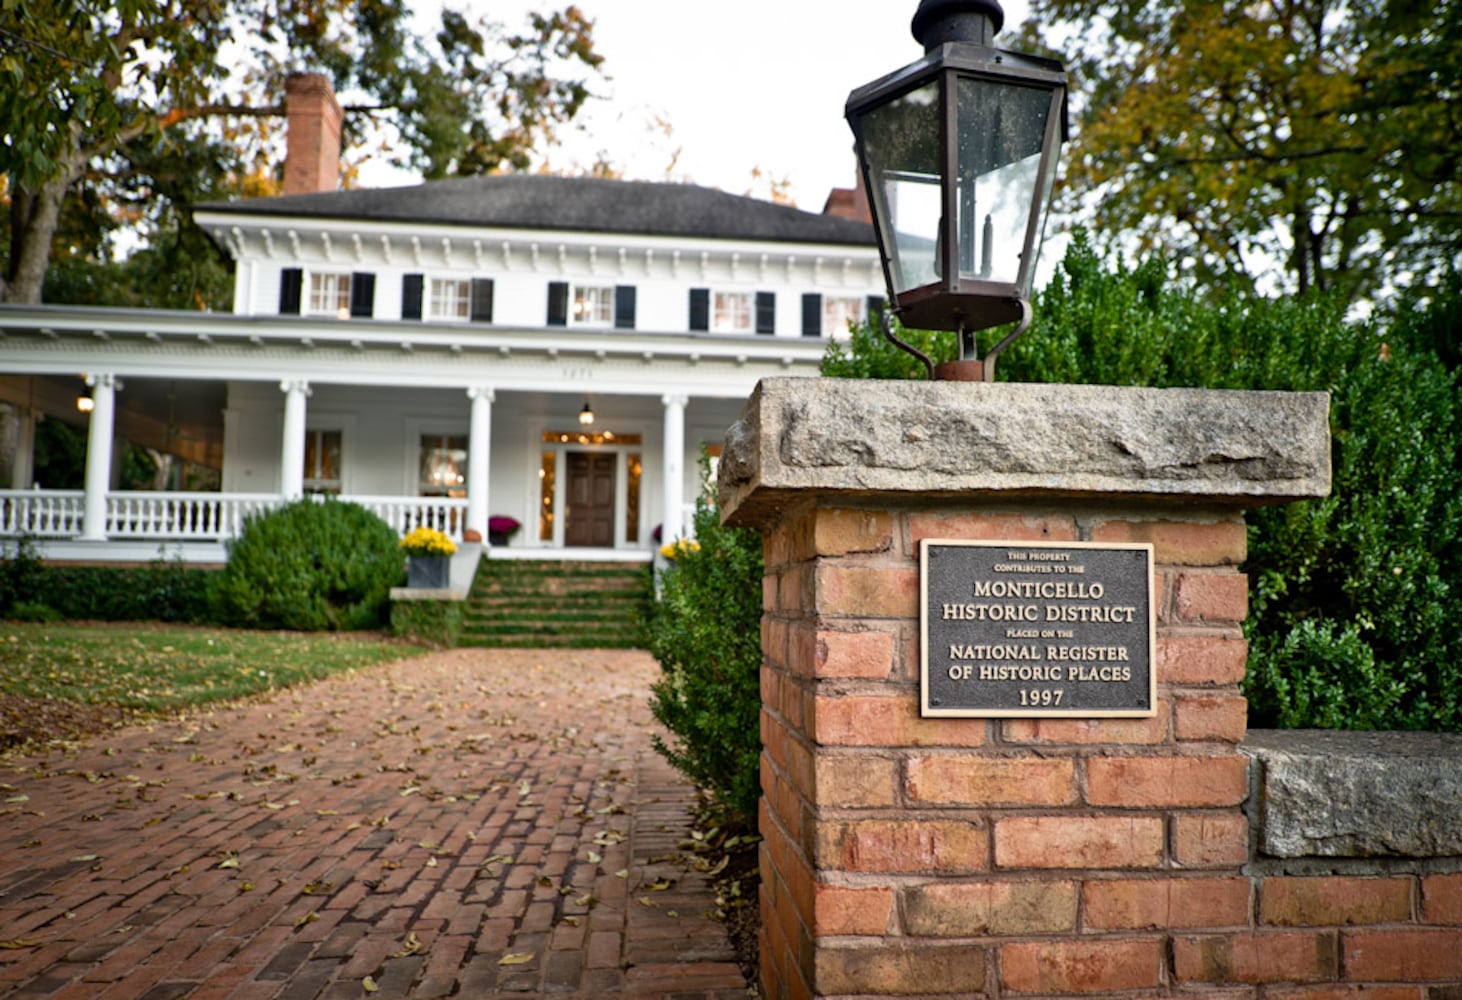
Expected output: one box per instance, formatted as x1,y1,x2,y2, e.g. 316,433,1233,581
846,0,1067,381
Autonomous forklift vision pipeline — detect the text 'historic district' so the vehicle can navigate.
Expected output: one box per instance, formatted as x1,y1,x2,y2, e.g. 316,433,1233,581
920,539,1155,718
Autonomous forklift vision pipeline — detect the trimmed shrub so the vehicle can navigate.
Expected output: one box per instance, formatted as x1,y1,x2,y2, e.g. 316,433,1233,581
643,483,764,827
2,541,211,623
211,499,403,631
390,597,466,648
822,233,1462,732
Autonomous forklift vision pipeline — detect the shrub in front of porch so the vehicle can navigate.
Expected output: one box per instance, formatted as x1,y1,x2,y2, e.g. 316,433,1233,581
211,499,404,631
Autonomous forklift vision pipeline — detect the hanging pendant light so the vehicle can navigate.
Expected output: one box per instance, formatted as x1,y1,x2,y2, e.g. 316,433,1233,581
579,399,595,426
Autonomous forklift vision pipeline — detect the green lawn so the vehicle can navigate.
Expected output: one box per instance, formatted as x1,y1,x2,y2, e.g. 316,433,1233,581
0,622,422,712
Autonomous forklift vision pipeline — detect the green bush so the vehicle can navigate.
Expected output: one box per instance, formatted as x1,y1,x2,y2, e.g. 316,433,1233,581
8,601,61,623
644,484,764,827
211,499,403,631
823,233,1462,732
2,540,214,623
390,597,466,648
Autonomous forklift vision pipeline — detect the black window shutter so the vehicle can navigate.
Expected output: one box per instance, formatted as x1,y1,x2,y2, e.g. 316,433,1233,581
755,291,776,335
547,281,569,326
688,288,710,331
802,293,823,337
865,295,887,328
401,274,424,321
279,268,303,315
614,285,636,329
349,272,375,318
471,278,495,323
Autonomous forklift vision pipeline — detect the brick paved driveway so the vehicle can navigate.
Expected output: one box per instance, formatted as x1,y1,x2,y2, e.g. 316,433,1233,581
0,648,749,999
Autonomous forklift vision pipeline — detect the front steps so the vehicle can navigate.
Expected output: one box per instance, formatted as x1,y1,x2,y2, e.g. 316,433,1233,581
461,558,651,648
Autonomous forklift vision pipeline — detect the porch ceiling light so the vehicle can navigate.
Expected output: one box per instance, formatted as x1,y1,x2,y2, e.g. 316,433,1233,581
846,0,1068,380
76,395,95,413
579,399,595,426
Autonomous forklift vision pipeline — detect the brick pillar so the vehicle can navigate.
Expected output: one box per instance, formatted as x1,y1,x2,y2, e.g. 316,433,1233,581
282,73,343,196
719,378,1330,1000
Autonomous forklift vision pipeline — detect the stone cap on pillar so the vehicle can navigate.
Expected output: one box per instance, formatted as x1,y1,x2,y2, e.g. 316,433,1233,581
718,378,1331,528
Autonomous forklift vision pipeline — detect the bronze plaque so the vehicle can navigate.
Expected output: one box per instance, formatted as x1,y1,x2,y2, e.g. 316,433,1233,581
920,539,1156,718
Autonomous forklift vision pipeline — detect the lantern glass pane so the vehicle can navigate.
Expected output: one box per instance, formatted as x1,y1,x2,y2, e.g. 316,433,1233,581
954,77,1053,288
856,81,942,295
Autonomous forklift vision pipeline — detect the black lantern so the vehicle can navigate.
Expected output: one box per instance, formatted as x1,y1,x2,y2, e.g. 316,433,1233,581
846,0,1067,380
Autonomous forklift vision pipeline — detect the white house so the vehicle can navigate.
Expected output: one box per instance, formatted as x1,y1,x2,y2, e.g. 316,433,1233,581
0,75,881,567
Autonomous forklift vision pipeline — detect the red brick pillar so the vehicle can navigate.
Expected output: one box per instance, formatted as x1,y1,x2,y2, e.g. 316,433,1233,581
719,378,1331,1000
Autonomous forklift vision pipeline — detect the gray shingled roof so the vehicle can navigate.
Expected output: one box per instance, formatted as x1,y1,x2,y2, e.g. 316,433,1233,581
195,174,876,247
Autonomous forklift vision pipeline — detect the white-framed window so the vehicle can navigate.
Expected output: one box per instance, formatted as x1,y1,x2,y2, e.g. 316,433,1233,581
713,291,754,333
419,434,468,497
572,285,615,326
823,296,865,339
303,430,342,495
307,272,352,319
429,278,471,321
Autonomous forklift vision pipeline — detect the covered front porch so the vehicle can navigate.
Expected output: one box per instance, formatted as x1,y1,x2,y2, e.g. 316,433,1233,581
0,304,821,565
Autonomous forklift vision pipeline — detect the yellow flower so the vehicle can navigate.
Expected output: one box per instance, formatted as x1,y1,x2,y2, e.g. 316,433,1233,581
399,527,457,557
659,539,701,560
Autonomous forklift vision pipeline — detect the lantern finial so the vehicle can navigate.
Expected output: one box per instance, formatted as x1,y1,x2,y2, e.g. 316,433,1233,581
911,0,1004,50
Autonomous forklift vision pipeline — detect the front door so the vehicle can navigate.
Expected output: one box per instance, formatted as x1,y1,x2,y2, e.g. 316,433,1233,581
565,452,615,547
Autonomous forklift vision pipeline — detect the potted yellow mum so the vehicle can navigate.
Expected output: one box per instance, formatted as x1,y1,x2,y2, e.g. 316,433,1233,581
400,527,457,588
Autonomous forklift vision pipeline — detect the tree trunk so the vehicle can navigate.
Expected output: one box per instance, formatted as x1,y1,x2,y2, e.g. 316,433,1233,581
2,170,76,304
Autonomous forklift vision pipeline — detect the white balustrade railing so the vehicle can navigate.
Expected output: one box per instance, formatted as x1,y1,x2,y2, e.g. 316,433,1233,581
106,492,281,540
347,495,468,538
0,490,469,544
0,490,84,537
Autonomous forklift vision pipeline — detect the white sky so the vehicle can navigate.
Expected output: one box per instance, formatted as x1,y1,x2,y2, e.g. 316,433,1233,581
361,0,1033,212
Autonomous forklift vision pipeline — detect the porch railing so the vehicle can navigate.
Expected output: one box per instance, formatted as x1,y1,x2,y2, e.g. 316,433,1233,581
0,490,469,544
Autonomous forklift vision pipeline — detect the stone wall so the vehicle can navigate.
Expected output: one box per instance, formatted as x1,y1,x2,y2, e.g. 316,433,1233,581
723,378,1462,999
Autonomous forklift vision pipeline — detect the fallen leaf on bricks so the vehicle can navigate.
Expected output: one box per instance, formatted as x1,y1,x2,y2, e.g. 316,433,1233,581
362,975,380,993
498,952,535,966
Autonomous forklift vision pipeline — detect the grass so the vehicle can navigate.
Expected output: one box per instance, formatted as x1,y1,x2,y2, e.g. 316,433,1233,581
0,622,422,713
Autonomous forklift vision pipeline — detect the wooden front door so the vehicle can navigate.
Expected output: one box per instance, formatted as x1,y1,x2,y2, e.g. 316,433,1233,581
565,452,616,547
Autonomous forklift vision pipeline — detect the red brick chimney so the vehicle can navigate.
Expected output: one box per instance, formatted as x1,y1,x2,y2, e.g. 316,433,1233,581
822,162,872,225
282,73,342,196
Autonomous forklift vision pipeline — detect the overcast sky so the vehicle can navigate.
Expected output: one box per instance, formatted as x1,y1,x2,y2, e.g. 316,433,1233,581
363,0,1034,212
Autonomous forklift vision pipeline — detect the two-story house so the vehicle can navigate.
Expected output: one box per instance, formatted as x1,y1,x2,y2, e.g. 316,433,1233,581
0,75,881,567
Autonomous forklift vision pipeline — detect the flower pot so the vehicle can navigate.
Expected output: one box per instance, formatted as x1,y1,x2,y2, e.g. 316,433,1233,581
407,555,450,589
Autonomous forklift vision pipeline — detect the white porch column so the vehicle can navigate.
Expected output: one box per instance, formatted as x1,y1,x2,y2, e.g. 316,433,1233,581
661,393,688,541
279,380,311,500
466,386,494,540
80,374,120,541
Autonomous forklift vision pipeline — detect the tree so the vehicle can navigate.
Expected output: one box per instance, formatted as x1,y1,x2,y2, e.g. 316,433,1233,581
1025,0,1461,301
0,0,604,304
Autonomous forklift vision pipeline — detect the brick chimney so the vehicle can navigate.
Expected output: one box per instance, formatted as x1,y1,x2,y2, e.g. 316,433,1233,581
822,162,872,225
282,73,342,196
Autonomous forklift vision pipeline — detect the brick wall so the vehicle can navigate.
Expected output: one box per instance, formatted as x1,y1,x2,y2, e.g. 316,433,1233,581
755,501,1462,998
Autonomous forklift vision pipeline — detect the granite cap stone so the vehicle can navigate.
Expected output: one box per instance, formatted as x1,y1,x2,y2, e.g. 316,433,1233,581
719,378,1331,527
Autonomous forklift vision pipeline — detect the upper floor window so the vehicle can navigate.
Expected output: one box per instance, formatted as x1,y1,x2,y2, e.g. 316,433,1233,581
823,296,866,339
402,275,493,322
430,278,471,321
689,288,776,334
713,291,753,333
547,282,636,329
279,268,374,318
573,285,615,326
803,292,879,338
309,272,352,318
